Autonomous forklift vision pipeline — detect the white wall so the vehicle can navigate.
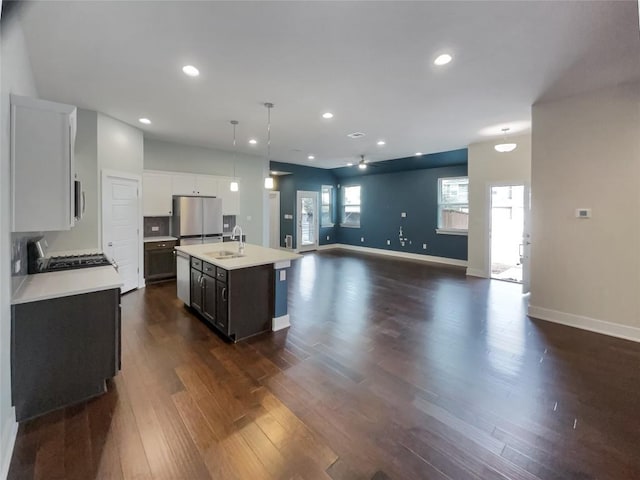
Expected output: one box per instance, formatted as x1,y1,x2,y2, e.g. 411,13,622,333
467,134,531,277
144,138,269,245
0,15,38,478
98,113,144,174
529,82,640,340
45,109,99,252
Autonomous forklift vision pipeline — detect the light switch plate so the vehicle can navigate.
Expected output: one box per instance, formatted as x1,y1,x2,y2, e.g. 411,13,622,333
387,240,390,245
361,237,364,242
576,208,591,219
401,212,407,218
423,243,427,250
279,270,286,281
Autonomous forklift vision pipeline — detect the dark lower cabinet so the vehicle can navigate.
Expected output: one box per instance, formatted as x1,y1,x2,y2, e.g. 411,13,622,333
190,268,203,313
144,240,177,283
202,273,217,325
11,288,121,422
188,258,273,342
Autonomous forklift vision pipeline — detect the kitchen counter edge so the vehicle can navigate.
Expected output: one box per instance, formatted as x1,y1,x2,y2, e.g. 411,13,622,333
11,266,123,305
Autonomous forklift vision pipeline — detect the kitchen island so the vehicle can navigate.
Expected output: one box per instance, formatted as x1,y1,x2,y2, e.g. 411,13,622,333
175,242,301,342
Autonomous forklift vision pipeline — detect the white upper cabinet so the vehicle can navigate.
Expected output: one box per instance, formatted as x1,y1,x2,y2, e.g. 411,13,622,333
11,95,77,232
145,170,240,217
143,172,172,216
217,178,240,215
171,173,198,196
195,175,219,197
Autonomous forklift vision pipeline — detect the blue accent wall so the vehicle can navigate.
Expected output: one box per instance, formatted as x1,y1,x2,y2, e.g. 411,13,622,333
336,164,468,260
270,161,338,248
274,267,289,317
271,148,468,261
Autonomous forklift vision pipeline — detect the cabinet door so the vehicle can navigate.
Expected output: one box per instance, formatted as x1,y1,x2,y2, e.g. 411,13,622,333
143,172,172,216
216,280,228,333
202,274,217,324
196,175,219,197
190,269,203,313
172,173,197,196
144,248,175,281
11,95,76,232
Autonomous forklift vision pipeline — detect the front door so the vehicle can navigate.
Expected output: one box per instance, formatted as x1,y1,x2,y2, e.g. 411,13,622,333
102,173,140,293
296,191,319,252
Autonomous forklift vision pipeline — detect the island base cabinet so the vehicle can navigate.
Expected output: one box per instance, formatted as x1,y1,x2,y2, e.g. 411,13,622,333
187,259,273,342
11,288,121,422
226,264,273,342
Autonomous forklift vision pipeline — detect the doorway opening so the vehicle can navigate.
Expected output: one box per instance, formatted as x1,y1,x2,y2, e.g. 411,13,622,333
296,191,319,252
490,185,524,283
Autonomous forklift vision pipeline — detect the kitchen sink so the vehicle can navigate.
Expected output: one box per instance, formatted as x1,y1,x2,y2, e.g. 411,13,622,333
205,250,245,259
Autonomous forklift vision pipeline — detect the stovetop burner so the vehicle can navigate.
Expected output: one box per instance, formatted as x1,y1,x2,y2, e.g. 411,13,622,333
40,253,112,273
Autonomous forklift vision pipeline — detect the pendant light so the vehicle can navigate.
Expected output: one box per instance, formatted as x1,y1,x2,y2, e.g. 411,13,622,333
494,127,517,153
264,102,275,190
230,120,239,192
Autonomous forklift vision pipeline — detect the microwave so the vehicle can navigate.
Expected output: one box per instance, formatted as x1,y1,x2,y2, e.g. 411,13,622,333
74,179,85,221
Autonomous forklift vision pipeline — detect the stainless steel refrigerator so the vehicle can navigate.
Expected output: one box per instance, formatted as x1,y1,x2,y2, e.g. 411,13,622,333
172,196,223,245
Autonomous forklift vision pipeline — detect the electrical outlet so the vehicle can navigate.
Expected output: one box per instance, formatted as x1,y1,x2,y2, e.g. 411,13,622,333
279,270,286,281
151,226,160,232
361,237,365,242
401,212,407,218
423,243,427,250
387,239,390,245
326,235,330,240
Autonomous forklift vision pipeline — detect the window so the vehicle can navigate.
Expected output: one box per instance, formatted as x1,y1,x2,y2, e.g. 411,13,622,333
437,177,469,234
321,185,333,227
341,185,361,228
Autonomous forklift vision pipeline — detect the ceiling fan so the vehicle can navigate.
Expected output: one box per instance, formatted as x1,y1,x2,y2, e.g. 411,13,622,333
354,154,379,170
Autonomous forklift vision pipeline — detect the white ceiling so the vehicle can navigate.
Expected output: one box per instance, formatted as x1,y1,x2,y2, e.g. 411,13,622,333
18,1,640,168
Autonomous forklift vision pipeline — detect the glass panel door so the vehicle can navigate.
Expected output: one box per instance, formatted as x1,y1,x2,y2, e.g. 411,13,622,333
296,191,318,252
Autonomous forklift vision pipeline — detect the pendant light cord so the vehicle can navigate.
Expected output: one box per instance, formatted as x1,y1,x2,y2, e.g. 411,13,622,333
231,120,238,179
265,102,274,162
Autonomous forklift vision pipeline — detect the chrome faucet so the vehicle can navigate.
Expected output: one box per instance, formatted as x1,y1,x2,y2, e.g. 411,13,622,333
231,225,244,254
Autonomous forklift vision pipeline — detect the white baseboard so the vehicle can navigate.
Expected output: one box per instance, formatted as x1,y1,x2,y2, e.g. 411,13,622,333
0,411,18,480
528,305,640,343
466,267,487,278
317,243,467,268
272,314,290,332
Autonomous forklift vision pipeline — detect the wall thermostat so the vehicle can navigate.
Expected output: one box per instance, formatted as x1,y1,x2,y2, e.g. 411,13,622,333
576,208,592,219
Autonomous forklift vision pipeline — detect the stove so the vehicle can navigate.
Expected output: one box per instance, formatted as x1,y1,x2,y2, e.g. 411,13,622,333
41,253,113,273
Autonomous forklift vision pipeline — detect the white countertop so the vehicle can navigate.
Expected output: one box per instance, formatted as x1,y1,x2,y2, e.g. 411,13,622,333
11,266,123,305
175,242,301,270
143,236,178,243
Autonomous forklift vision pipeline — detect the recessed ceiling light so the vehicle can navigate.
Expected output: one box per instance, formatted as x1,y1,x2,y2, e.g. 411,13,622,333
434,54,452,66
182,65,200,77
322,112,334,119
308,155,315,160
415,152,423,156
377,140,386,146
346,163,353,167
138,118,151,125
248,139,257,145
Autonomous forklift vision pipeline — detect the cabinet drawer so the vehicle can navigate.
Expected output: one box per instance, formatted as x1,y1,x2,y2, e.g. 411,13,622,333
202,262,216,275
215,267,228,283
191,257,202,270
144,240,177,251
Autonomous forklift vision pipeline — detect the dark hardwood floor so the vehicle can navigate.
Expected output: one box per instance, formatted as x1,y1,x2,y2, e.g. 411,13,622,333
8,250,640,479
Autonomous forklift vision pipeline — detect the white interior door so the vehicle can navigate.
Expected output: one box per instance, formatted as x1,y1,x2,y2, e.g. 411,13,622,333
522,184,531,294
102,173,141,293
269,191,280,249
296,191,319,252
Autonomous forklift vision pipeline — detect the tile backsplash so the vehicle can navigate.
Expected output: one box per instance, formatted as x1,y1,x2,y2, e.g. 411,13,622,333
144,216,171,237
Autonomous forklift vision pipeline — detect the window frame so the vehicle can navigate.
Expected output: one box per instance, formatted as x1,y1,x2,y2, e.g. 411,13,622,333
436,176,469,236
340,184,361,228
320,185,334,227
